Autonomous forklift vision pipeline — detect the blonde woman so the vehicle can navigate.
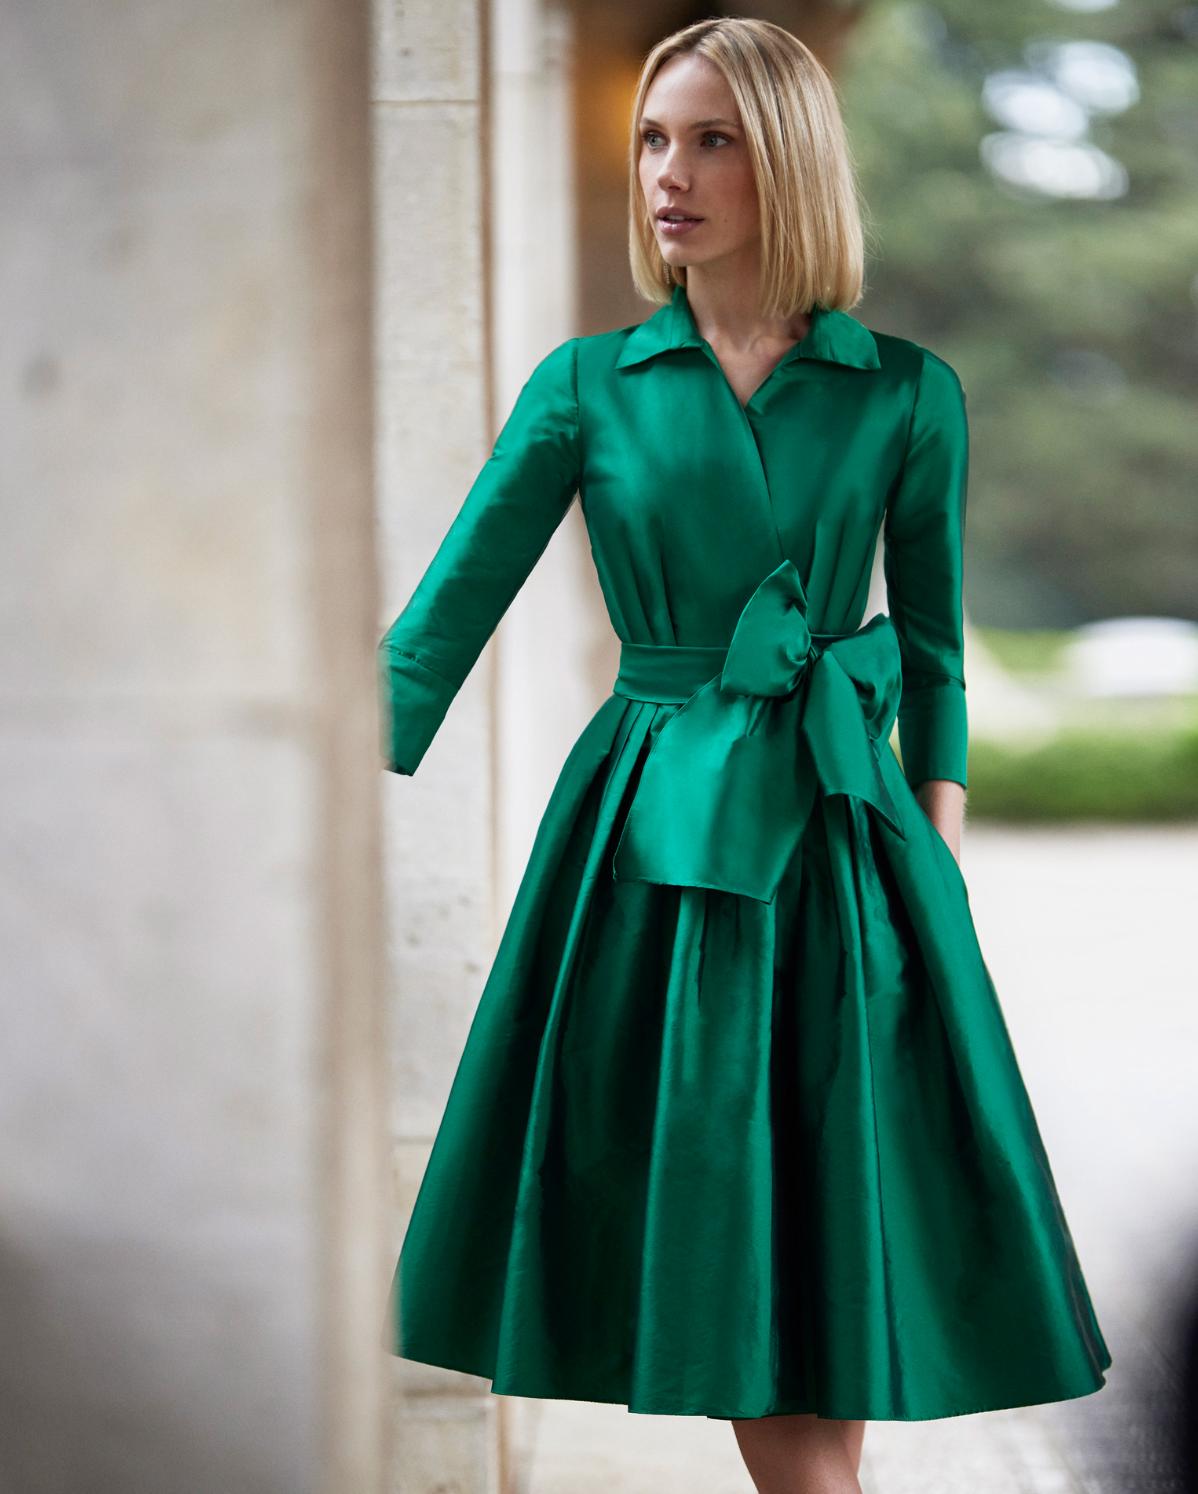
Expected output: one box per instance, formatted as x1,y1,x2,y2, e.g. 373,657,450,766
379,17,1110,1491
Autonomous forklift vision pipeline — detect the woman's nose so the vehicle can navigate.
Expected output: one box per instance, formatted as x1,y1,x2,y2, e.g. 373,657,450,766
657,156,687,190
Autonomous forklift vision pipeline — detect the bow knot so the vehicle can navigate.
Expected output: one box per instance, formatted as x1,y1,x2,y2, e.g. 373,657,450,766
611,558,906,904
719,561,815,698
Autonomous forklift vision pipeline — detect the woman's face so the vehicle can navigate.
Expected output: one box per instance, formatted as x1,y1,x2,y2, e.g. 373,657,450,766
637,52,760,276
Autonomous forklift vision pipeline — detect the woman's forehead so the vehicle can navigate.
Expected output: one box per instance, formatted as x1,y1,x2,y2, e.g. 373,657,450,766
643,54,737,113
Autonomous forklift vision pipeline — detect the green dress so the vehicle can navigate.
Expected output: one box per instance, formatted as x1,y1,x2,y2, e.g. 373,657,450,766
378,282,1112,1420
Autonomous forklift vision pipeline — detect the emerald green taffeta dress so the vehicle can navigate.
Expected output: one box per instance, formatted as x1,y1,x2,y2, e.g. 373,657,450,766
377,282,1112,1421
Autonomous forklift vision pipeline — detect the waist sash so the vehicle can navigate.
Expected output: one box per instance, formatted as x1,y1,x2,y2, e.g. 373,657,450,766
609,558,905,904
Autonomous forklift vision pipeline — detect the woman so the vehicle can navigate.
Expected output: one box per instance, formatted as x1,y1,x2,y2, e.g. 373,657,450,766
378,17,1111,1491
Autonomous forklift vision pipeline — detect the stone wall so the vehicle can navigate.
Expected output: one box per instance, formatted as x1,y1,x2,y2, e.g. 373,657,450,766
0,4,386,1491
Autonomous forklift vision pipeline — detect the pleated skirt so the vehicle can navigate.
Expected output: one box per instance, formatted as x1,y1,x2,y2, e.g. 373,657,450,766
386,692,1112,1419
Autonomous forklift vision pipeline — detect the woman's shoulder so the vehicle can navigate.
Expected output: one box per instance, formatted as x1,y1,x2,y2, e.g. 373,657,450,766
519,323,649,384
866,328,968,444
868,326,965,394
575,317,663,370
507,324,644,421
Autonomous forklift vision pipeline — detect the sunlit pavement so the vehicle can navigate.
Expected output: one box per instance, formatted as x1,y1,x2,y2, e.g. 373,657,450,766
505,825,1198,1494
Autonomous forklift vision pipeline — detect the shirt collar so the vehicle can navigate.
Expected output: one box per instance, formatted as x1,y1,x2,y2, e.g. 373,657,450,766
615,281,881,372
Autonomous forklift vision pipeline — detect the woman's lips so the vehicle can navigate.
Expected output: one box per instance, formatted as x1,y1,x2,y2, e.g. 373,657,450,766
657,216,704,237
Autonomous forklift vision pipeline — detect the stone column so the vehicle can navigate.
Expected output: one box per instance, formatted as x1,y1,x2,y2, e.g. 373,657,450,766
371,0,511,1485
371,0,588,1484
0,4,387,1493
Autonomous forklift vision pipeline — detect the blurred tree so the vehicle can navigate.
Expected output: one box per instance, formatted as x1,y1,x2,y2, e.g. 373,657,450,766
840,0,1198,627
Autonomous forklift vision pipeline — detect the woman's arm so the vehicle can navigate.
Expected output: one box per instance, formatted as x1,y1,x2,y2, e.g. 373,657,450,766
377,337,582,775
882,348,971,839
915,778,965,863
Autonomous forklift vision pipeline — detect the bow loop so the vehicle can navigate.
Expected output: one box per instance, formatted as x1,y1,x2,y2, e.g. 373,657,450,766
814,612,903,743
611,559,907,904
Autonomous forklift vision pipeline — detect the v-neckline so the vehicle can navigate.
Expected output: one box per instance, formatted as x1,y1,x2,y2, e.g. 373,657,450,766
700,336,807,415
669,283,817,411
694,317,815,414
693,344,793,562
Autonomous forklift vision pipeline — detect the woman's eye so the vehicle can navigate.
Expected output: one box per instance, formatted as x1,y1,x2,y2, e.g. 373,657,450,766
641,130,730,149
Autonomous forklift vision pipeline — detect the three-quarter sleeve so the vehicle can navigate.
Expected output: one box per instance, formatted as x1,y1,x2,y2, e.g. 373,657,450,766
882,349,970,790
377,336,582,775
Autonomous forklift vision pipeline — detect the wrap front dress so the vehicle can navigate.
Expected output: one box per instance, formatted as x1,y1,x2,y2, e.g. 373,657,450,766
377,282,1112,1420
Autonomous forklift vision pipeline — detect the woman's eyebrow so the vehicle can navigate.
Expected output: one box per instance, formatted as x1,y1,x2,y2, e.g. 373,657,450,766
639,116,738,130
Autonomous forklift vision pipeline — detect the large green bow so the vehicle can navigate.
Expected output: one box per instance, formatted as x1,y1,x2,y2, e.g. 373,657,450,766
611,559,905,904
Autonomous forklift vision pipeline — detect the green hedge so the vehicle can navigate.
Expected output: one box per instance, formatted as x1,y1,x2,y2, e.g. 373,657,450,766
965,721,1198,822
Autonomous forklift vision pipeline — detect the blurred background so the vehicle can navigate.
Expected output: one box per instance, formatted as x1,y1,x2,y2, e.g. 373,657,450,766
3,1,1196,1492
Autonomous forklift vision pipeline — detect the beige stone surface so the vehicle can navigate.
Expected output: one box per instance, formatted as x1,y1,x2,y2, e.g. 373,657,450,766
2,2,385,1491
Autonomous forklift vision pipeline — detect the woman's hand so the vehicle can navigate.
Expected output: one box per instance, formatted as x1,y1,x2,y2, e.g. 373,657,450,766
915,779,966,864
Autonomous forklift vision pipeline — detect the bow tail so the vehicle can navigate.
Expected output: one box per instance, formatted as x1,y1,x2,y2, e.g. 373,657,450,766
611,680,817,904
802,653,905,838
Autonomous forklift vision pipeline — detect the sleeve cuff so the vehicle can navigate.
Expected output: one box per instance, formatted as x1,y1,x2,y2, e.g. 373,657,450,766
896,676,968,789
377,644,459,776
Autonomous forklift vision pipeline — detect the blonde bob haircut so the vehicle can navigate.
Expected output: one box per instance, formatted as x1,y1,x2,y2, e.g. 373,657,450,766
628,17,872,319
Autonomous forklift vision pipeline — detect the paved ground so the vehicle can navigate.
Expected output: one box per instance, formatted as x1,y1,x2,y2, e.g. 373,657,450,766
505,825,1198,1494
